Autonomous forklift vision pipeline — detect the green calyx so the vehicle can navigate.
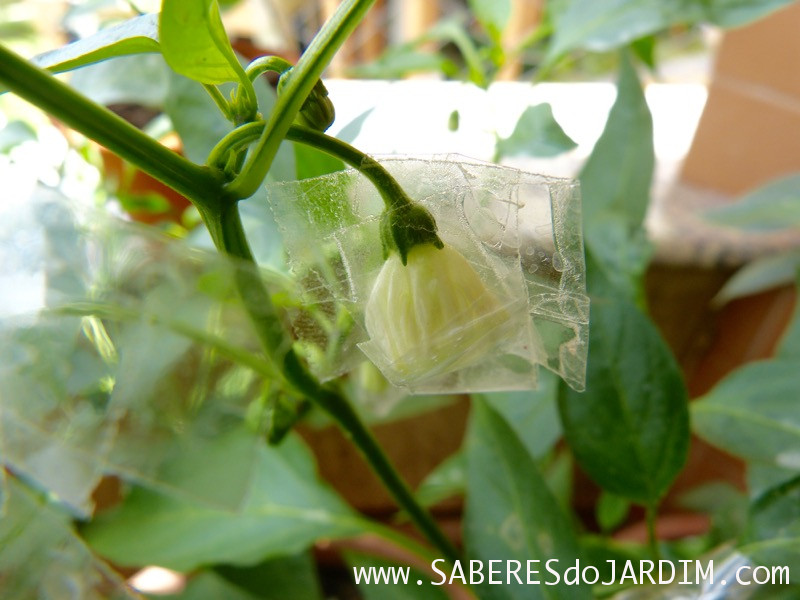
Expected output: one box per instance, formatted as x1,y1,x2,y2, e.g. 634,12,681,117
380,203,444,265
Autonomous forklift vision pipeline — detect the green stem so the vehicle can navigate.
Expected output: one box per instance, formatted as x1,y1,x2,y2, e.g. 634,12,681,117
215,202,459,562
225,0,376,201
0,38,456,564
0,44,223,220
246,56,292,81
208,122,413,210
203,83,234,121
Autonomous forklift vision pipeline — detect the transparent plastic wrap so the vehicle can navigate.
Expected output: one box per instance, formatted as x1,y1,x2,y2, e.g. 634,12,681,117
0,187,271,517
268,156,589,394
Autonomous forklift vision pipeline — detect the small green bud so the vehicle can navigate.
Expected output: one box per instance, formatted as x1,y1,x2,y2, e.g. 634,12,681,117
278,71,335,132
380,203,444,265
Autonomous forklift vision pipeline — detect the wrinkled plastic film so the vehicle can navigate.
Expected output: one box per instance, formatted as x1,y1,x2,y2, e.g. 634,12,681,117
268,156,589,394
0,189,267,516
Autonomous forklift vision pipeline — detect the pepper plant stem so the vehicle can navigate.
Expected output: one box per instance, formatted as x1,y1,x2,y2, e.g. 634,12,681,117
0,35,458,561
224,0,376,201
215,203,460,563
208,122,413,210
0,44,223,221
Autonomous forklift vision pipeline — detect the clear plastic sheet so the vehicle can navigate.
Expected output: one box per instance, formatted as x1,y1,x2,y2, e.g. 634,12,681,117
0,187,272,517
268,156,588,394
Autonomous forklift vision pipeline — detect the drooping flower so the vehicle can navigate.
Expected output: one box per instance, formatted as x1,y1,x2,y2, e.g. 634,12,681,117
364,242,508,381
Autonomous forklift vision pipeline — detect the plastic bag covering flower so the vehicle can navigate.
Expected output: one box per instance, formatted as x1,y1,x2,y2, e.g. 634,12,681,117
267,157,589,394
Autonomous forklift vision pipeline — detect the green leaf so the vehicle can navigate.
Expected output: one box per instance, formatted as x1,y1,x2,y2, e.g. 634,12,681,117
468,0,512,38
742,475,800,573
68,53,170,108
705,0,795,28
692,360,800,468
777,273,800,359
495,103,577,160
706,173,800,232
31,13,160,75
713,250,800,305
160,0,244,85
154,571,262,600
84,434,367,571
416,452,465,507
347,552,450,600
214,552,323,600
348,48,455,79
558,296,690,504
580,53,654,298
545,0,692,63
478,370,562,459
0,476,136,599
294,142,345,180
580,52,653,228
595,491,631,532
464,398,589,599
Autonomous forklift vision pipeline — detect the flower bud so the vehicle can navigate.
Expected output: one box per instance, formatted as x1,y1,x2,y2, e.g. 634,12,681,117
278,73,335,132
364,243,507,381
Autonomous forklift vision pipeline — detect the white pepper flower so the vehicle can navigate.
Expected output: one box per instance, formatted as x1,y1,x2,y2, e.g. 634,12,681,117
364,242,506,380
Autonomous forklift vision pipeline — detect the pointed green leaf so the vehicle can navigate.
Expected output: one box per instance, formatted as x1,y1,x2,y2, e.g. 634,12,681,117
464,398,589,599
580,53,654,297
692,360,800,467
84,434,368,571
580,53,653,227
478,370,562,459
706,173,800,232
160,0,244,85
713,251,800,305
558,296,689,504
31,13,160,75
495,103,577,160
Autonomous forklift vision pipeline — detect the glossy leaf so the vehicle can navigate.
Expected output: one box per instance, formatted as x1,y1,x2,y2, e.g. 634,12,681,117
706,173,800,232
84,433,367,571
495,103,577,160
692,360,800,468
464,398,589,600
31,13,159,75
160,0,244,85
558,296,689,504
